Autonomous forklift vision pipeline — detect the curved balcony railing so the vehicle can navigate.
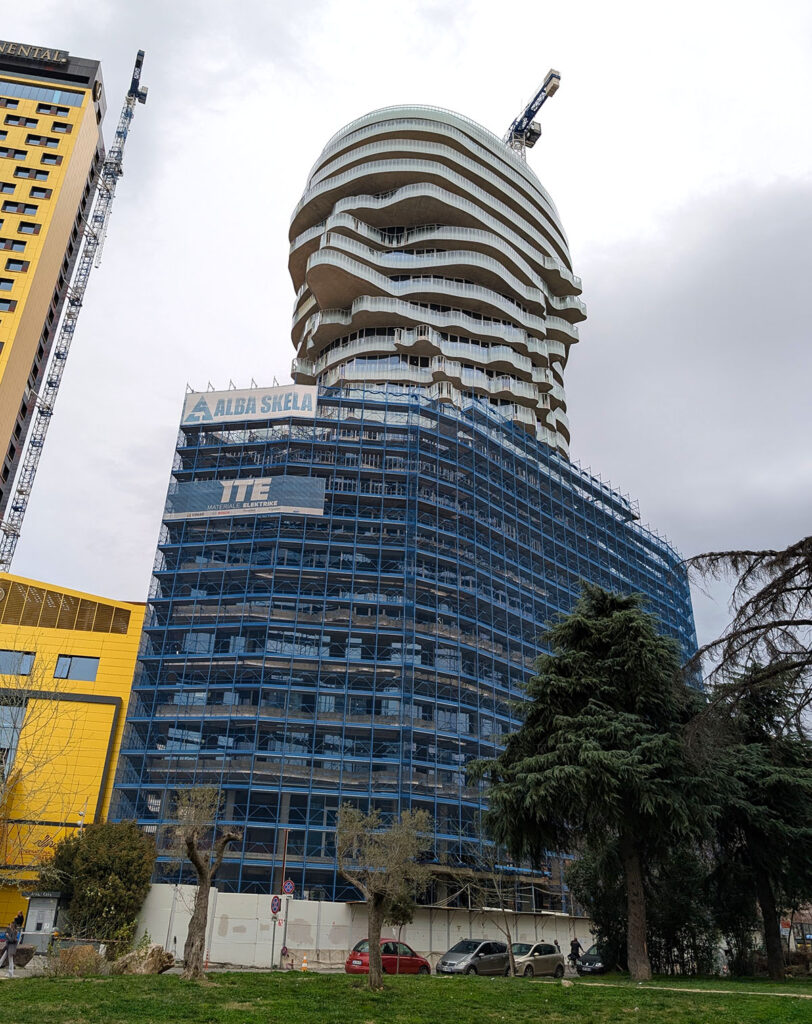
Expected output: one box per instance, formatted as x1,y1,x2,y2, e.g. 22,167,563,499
316,231,549,315
299,250,577,342
308,134,563,240
312,104,563,221
291,214,583,296
290,157,570,264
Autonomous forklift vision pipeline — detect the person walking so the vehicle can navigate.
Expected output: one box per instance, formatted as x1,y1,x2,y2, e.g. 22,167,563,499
2,914,21,977
568,936,584,968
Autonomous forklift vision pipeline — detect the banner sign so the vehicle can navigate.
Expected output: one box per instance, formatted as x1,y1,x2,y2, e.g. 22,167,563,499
181,385,317,426
164,476,325,521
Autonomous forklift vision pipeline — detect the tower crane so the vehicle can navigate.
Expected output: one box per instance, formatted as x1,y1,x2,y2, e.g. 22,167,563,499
0,51,148,573
504,68,561,158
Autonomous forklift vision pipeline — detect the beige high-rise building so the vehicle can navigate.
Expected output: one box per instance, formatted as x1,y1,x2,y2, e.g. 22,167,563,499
0,40,105,519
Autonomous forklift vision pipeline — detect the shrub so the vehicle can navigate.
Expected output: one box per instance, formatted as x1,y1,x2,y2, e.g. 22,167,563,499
48,944,107,978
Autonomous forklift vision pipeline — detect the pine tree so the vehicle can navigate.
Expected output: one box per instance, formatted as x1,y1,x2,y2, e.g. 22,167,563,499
471,585,708,981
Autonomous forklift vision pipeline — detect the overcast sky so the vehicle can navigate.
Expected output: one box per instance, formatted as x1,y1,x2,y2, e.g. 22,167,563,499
6,0,811,647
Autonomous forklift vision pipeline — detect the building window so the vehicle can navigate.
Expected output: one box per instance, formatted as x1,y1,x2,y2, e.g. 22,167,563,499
0,98,19,109
0,704,25,778
54,655,100,682
2,201,37,215
0,297,17,311
40,154,62,166
5,259,27,272
0,277,13,290
36,103,70,116
0,147,26,160
0,182,13,194
4,115,37,128
30,187,51,199
14,168,48,181
17,222,40,235
25,134,59,149
51,121,72,134
0,238,25,251
0,649,35,675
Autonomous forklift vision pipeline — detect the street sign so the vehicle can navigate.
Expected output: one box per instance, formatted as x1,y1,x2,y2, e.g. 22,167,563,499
283,878,295,895
271,895,281,915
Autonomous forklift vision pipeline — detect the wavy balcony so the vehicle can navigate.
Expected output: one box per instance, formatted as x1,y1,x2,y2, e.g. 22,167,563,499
289,104,586,455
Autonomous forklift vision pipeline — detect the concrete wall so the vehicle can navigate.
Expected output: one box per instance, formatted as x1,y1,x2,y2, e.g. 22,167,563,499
136,883,594,970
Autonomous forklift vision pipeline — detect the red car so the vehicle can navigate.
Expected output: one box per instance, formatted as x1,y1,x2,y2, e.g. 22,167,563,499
345,938,431,974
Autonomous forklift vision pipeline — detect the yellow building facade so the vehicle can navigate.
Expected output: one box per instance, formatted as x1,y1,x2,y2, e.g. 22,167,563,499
0,572,143,921
0,40,105,520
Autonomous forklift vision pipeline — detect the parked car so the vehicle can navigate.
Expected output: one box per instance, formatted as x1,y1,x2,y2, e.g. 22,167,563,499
436,939,510,975
511,941,565,978
345,938,431,975
576,944,608,975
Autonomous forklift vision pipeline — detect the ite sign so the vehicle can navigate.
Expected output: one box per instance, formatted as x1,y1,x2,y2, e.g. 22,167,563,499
182,385,317,426
0,40,69,63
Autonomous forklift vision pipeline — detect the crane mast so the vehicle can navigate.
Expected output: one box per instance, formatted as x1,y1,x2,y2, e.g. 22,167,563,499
504,68,561,158
0,51,148,573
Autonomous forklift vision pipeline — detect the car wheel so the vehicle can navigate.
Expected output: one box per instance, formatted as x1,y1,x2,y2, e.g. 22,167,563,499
465,964,477,975
523,964,534,977
418,965,430,975
554,964,564,979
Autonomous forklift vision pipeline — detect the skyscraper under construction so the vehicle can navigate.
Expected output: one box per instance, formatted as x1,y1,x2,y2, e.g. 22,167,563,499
114,101,697,905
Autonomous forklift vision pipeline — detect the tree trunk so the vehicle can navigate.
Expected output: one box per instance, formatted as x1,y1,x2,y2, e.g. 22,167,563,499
182,873,211,980
753,861,784,982
367,894,386,990
620,835,651,981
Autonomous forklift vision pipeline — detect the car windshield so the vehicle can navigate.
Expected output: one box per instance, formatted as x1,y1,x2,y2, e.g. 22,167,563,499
585,945,599,957
448,940,480,954
512,943,532,955
352,940,369,952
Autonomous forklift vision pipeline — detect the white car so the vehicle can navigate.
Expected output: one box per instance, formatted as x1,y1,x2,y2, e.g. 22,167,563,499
511,941,565,977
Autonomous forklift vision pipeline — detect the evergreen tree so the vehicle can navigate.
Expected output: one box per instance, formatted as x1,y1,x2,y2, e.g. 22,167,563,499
710,678,812,981
471,585,708,980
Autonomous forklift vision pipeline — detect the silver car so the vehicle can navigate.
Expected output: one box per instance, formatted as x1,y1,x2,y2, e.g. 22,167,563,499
511,941,565,978
436,939,510,975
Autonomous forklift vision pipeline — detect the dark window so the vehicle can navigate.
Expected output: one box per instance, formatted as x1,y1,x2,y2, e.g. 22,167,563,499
13,168,48,181
0,649,34,675
4,115,37,128
40,154,62,166
51,121,72,134
2,201,37,215
5,259,27,272
0,147,26,160
25,134,59,149
17,222,39,235
0,182,13,194
0,297,16,311
30,187,51,199
54,655,100,682
0,277,12,290
0,98,19,109
0,238,25,251
36,103,70,116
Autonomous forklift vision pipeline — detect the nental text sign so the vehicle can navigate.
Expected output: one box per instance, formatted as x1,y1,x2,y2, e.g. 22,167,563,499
181,386,317,426
0,41,69,63
164,475,325,521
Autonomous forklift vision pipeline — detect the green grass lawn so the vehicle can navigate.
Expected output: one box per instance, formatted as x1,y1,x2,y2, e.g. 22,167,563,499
1,971,810,1024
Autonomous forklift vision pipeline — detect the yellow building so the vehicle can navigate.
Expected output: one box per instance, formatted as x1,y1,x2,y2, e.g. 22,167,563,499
0,572,143,921
0,40,105,520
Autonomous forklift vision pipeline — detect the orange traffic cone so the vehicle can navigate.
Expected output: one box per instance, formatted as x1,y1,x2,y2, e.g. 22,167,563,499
301,955,308,972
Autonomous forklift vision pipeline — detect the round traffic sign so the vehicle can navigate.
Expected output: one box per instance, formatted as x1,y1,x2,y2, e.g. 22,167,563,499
271,895,281,915
282,878,295,895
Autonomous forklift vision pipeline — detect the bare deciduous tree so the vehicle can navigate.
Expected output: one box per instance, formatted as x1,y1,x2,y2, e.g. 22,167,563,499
336,805,432,989
166,788,241,980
